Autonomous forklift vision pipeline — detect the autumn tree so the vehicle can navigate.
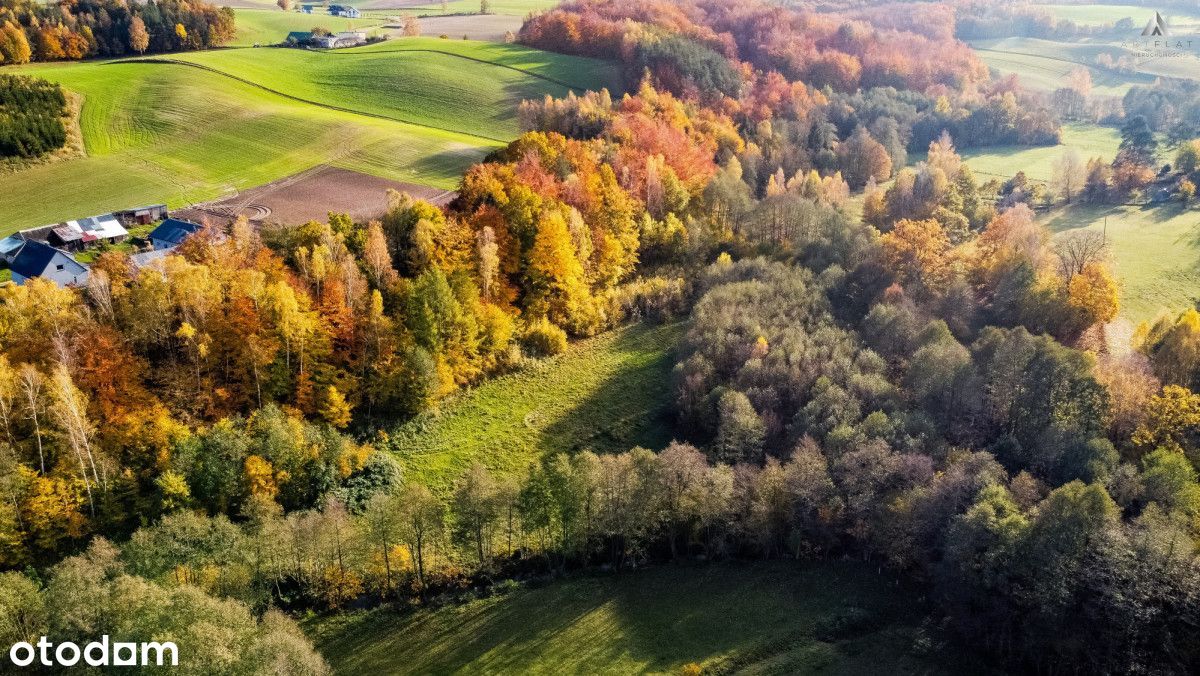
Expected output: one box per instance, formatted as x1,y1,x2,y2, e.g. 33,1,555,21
128,17,149,55
1052,149,1085,204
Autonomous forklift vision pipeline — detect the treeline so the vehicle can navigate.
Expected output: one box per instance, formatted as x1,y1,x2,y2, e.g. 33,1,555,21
0,74,66,159
0,0,234,64
0,540,330,674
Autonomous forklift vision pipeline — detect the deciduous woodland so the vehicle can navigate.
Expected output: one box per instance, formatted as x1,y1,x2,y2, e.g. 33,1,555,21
2,0,1200,673
0,0,234,64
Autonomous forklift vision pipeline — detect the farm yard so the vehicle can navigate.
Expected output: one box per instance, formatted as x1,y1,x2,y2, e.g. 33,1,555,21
230,8,386,47
0,38,617,233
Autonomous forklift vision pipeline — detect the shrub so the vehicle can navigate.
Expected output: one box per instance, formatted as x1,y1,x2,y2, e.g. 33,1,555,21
520,317,568,357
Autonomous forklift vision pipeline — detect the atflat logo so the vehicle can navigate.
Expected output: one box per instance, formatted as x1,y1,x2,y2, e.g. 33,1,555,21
1141,11,1169,37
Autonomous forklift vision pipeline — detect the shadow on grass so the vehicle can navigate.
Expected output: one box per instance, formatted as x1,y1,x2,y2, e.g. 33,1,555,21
312,561,980,675
536,321,683,457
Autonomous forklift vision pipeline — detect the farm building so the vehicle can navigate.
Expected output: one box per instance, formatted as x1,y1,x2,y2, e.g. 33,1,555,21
128,248,172,270
328,5,361,18
8,240,89,288
114,204,169,227
5,212,129,254
148,218,204,251
314,31,367,48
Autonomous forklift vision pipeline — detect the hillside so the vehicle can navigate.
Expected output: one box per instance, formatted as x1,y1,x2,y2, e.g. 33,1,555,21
386,321,682,494
0,41,619,231
309,561,981,675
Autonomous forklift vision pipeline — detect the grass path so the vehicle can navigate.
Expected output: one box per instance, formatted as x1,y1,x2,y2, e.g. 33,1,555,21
309,561,977,675
385,322,683,494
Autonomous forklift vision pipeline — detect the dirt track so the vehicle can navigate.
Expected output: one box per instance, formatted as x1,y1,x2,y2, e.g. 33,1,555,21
173,165,455,227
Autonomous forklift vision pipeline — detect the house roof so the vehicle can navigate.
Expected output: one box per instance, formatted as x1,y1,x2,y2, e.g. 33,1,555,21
129,248,172,269
287,31,313,42
148,218,203,247
10,240,86,279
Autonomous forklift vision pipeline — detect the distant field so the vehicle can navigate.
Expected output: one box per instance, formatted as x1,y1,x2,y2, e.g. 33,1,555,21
0,41,617,231
385,322,682,494
969,35,1200,96
1045,202,1200,324
310,561,980,675
232,8,385,46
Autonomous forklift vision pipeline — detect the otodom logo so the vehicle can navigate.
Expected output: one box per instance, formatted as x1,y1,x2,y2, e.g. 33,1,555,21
7,636,178,669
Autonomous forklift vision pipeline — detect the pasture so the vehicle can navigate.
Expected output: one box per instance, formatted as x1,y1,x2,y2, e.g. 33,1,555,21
384,322,682,495
912,123,1121,184
1046,202,1200,325
309,561,978,675
0,41,617,231
1037,4,1200,28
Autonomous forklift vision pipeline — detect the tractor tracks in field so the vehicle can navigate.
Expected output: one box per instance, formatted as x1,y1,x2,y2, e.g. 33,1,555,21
112,57,510,144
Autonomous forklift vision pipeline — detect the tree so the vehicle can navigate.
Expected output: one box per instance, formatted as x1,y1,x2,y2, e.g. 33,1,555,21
402,16,421,37
1052,149,1085,204
837,126,892,189
1180,178,1196,205
1132,385,1200,465
128,17,149,55
1067,263,1120,330
318,386,352,428
451,463,500,567
1117,115,1157,167
397,483,443,594
1175,140,1200,175
480,0,492,13
712,390,765,463
1053,229,1107,279
277,0,293,10
879,218,954,293
359,492,403,597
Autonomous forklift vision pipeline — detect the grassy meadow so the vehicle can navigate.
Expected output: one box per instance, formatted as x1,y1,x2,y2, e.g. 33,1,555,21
310,561,978,675
384,322,682,495
0,40,617,232
1045,202,1200,324
1038,4,1200,27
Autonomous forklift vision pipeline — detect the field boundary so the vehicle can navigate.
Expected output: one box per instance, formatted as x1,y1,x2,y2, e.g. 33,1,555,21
113,57,511,144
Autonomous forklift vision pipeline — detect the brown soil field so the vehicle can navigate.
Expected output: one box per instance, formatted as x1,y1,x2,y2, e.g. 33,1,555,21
381,14,524,41
173,165,455,227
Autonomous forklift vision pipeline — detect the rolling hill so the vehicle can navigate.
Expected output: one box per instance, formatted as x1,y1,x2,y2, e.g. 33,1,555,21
0,40,619,232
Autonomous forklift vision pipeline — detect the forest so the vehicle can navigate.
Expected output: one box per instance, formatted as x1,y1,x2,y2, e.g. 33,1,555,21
0,74,66,158
1,0,1200,673
0,0,234,64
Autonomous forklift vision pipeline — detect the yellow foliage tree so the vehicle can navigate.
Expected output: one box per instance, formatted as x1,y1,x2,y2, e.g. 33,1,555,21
1067,262,1119,328
319,385,353,429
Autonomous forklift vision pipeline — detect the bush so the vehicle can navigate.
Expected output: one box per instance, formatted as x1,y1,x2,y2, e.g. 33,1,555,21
520,317,568,357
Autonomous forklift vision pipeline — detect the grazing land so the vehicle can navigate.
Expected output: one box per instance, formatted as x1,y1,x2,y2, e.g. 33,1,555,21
1046,202,1200,325
0,41,618,232
310,561,977,676
385,322,683,494
915,123,1122,183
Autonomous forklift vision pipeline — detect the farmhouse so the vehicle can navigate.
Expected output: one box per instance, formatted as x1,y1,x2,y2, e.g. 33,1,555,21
148,218,204,251
7,212,129,254
8,240,89,288
328,5,361,18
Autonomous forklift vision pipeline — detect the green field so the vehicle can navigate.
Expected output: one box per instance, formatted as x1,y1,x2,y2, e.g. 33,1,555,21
0,41,617,231
385,322,682,494
1046,202,1200,324
310,561,979,675
232,8,386,47
913,123,1121,183
358,0,558,16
